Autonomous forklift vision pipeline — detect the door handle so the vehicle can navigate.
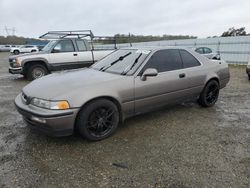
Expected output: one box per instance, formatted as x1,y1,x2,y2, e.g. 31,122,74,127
73,53,78,56
179,73,186,78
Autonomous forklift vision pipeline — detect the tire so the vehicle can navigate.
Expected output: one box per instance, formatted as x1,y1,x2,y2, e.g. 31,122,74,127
198,80,219,107
76,99,120,141
31,50,36,53
13,50,19,55
248,74,250,81
26,64,48,81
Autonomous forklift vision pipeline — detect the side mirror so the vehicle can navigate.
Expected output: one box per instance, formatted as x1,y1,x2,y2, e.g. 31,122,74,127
141,68,158,81
52,49,60,53
52,47,61,53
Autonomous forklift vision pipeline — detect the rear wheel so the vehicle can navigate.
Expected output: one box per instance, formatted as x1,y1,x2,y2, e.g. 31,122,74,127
31,50,36,53
198,80,219,107
13,50,19,55
248,74,250,80
76,99,119,141
26,64,48,81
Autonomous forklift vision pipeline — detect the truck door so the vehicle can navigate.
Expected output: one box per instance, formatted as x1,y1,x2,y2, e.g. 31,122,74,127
75,39,93,68
48,40,78,71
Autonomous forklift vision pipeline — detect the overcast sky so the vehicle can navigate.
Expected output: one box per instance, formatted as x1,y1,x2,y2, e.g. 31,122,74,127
0,0,250,38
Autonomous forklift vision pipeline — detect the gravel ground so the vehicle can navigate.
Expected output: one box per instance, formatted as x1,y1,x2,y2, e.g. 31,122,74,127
0,52,249,188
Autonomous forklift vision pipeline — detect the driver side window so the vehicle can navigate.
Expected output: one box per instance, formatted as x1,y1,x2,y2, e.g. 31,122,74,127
142,49,182,73
52,40,75,53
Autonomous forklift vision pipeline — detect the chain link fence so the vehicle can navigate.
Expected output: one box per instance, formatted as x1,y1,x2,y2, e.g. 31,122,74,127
95,36,250,65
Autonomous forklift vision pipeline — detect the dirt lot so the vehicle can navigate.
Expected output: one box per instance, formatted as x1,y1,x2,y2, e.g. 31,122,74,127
0,52,249,188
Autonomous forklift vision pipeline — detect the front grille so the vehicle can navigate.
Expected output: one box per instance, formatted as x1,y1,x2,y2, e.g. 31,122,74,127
9,61,14,68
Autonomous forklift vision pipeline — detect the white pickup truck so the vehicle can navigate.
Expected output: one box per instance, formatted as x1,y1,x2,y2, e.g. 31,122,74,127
10,45,39,55
9,36,114,80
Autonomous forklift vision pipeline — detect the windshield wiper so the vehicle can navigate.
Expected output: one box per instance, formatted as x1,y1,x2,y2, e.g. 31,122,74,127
121,53,142,75
101,52,132,72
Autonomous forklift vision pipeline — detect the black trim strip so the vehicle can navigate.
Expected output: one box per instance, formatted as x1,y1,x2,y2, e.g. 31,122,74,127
134,85,203,101
50,61,93,71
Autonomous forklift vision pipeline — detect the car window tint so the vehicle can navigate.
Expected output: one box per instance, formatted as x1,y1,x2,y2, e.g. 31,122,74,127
180,50,201,68
53,40,74,52
143,49,182,73
195,48,204,54
204,47,212,54
76,40,87,51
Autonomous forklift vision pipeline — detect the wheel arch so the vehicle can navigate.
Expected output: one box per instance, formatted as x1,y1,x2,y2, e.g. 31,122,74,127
75,96,123,128
23,60,50,74
205,77,220,87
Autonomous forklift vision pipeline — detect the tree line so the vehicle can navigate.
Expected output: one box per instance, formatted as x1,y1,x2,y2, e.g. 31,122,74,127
0,27,249,45
0,35,45,45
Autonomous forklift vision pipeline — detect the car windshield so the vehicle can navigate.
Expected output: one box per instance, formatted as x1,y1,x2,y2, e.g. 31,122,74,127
42,40,57,51
91,49,151,75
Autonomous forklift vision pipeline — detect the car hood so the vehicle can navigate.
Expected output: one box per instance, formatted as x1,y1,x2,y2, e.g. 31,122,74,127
22,68,124,100
9,51,46,60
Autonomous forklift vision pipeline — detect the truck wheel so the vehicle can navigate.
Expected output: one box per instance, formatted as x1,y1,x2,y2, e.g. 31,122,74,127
13,50,19,55
198,80,219,107
76,99,120,141
27,64,48,81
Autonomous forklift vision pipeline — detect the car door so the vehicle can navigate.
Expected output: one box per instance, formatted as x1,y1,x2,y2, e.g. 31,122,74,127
179,49,206,95
25,46,33,53
75,39,93,68
48,40,78,71
134,49,188,114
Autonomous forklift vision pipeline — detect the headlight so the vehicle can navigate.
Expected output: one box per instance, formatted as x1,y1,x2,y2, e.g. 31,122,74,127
11,58,21,67
16,58,21,66
30,98,70,110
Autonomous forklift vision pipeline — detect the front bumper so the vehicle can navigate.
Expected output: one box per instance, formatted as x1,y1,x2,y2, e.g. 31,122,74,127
9,67,23,74
15,93,79,137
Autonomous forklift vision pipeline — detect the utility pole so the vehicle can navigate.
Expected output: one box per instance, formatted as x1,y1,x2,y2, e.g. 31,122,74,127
4,26,9,36
4,26,16,36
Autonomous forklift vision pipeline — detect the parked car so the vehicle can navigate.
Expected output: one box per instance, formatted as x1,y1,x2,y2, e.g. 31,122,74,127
246,61,250,80
0,45,17,52
15,47,230,141
194,47,220,60
10,45,39,55
9,39,113,80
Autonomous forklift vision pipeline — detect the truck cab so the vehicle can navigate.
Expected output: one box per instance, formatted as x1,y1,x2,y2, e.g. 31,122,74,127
9,30,114,80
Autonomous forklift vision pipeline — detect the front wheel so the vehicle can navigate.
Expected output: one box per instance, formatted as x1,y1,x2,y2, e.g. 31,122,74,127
198,80,219,107
13,50,19,55
26,64,48,81
76,99,120,141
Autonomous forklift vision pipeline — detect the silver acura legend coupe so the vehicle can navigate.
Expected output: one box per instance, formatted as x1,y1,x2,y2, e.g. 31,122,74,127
15,47,230,141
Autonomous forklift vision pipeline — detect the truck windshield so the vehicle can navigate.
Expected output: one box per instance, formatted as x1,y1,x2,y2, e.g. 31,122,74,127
91,49,151,75
42,40,57,51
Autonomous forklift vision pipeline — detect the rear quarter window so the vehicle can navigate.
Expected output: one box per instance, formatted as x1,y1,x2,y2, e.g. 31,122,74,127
180,50,201,68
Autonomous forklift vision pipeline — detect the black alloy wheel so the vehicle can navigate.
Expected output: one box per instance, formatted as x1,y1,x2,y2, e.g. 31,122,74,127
77,99,119,141
198,80,219,107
